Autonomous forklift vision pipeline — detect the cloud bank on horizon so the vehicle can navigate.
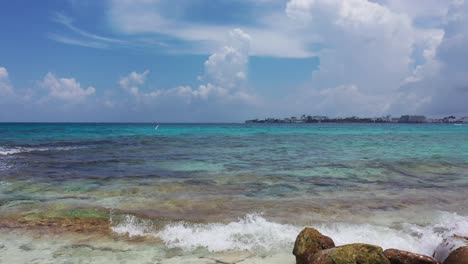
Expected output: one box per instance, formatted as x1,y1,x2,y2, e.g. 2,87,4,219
0,0,468,122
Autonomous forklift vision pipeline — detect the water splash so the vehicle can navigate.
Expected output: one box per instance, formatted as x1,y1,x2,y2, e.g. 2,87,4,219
110,212,468,255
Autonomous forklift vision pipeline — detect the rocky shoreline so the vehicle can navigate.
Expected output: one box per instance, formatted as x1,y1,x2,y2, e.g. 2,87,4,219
1,208,467,263
293,227,468,264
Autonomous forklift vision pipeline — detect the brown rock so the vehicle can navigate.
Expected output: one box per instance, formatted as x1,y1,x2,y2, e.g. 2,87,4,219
443,246,468,264
384,248,439,264
293,228,335,264
309,243,390,264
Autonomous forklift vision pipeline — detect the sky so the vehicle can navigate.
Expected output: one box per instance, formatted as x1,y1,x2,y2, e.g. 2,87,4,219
1,0,468,122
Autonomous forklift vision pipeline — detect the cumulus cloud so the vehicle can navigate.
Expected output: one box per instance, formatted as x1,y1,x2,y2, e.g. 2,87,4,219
120,28,257,107
0,67,14,96
65,0,466,118
204,29,250,89
402,0,468,116
193,28,257,104
41,72,95,103
119,70,150,97
281,0,467,117
7,1,468,121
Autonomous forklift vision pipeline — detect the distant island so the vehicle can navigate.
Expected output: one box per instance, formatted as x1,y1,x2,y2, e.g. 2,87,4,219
245,115,468,124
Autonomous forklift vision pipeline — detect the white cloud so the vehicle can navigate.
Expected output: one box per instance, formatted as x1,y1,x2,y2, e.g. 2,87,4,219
403,29,444,84
41,72,95,103
167,83,257,105
119,70,150,97
0,66,14,96
316,84,387,115
53,13,124,44
204,28,250,90
48,33,108,49
284,0,413,113
378,0,452,21
49,13,126,49
120,29,257,106
107,0,314,58
401,0,468,116
0,67,8,78
281,0,465,116
32,0,468,119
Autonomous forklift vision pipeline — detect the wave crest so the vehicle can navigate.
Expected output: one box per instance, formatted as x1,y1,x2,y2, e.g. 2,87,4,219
110,212,468,255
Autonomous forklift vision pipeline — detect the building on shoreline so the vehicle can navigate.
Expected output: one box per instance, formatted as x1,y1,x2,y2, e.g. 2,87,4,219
245,115,468,124
399,115,426,123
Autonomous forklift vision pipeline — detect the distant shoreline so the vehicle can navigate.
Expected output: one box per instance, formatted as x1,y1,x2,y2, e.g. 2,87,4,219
245,115,468,124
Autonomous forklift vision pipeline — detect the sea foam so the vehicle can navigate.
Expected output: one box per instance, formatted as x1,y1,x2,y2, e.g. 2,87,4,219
157,213,300,252
111,212,468,255
0,146,83,156
111,215,154,237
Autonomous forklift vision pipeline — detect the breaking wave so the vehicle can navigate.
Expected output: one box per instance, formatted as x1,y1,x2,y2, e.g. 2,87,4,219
110,212,468,255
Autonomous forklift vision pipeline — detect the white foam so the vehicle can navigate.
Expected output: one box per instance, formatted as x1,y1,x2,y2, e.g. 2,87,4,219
316,212,468,256
0,147,25,155
110,212,468,255
0,181,11,188
0,146,83,155
111,215,153,237
157,214,301,252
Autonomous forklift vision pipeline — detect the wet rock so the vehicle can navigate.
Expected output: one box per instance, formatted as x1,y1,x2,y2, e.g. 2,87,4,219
64,244,130,253
293,228,335,264
443,246,468,264
237,253,295,264
434,235,468,263
383,248,439,264
19,244,33,251
158,256,216,264
205,251,252,264
309,243,390,264
0,207,111,235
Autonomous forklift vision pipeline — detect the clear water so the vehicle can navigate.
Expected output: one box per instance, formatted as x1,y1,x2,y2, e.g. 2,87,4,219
1,123,467,263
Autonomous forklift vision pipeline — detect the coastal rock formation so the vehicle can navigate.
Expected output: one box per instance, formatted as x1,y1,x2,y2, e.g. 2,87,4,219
434,236,468,263
443,246,468,264
383,248,439,264
292,229,468,264
309,243,390,264
292,228,335,264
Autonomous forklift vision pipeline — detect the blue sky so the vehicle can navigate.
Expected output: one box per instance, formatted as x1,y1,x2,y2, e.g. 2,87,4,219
1,0,467,122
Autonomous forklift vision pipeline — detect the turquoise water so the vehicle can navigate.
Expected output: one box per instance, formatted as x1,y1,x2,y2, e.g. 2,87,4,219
0,123,468,262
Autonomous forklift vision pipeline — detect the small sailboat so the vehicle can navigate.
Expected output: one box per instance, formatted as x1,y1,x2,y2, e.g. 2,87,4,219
154,123,159,130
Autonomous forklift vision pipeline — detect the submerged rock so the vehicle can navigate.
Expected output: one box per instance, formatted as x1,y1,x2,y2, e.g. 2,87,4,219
434,236,468,263
309,243,390,264
158,256,216,264
206,251,252,264
237,253,294,264
383,248,439,264
443,246,468,264
292,228,335,264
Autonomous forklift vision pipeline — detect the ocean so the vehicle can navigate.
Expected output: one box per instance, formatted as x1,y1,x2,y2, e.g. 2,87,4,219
0,123,467,263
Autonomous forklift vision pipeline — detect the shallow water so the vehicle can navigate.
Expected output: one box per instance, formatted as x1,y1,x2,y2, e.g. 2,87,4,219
1,123,467,262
